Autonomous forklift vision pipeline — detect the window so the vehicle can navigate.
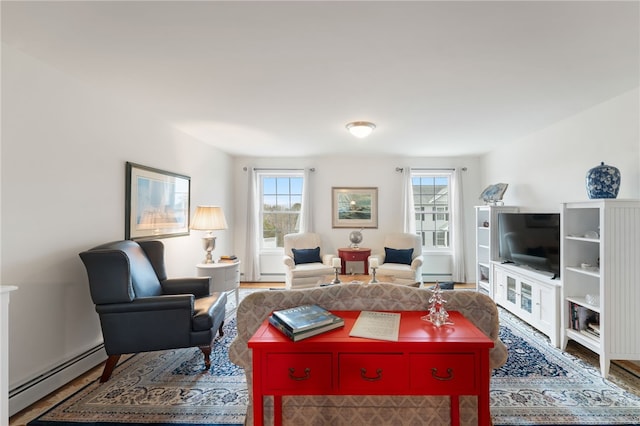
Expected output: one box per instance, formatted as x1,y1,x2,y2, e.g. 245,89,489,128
259,172,304,249
411,172,451,249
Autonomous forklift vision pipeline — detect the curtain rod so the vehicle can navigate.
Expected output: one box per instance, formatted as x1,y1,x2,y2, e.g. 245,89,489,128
395,167,467,172
243,167,315,172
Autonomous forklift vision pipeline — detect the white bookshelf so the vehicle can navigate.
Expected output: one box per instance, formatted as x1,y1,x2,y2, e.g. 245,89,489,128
561,199,640,377
474,205,518,297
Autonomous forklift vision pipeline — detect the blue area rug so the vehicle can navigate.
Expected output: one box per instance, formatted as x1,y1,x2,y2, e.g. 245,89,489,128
28,303,640,425
492,309,640,425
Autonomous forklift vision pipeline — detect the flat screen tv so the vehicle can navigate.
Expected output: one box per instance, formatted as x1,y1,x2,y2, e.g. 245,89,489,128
497,213,561,278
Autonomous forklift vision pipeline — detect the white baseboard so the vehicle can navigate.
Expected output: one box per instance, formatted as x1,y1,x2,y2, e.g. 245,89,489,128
9,344,106,416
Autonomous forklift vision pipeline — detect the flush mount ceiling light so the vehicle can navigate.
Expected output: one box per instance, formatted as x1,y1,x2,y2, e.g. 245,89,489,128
346,121,376,138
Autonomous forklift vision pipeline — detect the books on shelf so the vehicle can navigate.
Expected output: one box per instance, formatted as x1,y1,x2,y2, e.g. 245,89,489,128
580,328,600,340
569,301,600,338
349,311,401,342
269,314,344,341
272,304,339,333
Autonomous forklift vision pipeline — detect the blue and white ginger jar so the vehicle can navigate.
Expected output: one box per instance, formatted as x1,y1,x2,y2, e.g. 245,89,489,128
586,162,620,199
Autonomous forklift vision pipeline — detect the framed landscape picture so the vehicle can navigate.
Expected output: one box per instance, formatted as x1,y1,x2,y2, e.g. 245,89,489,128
125,162,191,240
332,187,378,228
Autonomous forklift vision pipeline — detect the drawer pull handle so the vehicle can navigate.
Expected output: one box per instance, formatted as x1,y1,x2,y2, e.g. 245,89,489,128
431,367,454,381
360,368,383,381
288,367,311,381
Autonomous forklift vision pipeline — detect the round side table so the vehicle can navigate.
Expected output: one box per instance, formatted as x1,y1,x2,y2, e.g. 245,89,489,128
337,248,371,275
196,261,240,307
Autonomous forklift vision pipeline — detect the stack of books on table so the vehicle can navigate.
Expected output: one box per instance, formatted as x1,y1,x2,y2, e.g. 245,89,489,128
269,304,344,342
218,255,238,263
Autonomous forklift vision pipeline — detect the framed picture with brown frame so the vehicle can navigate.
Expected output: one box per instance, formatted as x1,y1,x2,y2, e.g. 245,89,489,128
125,162,191,240
332,187,378,228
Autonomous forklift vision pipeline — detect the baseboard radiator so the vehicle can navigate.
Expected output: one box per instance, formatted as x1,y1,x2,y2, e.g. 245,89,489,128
258,251,454,284
9,344,106,416
259,272,285,282
422,273,454,283
421,253,453,283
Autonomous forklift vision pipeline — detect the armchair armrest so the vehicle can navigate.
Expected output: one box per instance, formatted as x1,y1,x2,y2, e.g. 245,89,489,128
95,294,195,314
322,253,336,266
96,295,195,354
283,255,295,269
162,277,210,297
411,255,424,270
373,253,387,264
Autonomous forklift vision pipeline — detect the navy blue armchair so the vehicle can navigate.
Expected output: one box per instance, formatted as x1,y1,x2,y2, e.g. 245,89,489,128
79,240,227,382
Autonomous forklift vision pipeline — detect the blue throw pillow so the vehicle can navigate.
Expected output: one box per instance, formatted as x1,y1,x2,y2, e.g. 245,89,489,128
292,247,322,265
384,247,413,265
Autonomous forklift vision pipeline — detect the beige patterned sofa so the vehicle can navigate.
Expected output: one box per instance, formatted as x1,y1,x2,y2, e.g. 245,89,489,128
229,283,507,426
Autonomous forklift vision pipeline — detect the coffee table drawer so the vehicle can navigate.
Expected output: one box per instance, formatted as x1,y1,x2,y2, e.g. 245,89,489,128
264,353,332,392
409,353,476,393
339,353,407,392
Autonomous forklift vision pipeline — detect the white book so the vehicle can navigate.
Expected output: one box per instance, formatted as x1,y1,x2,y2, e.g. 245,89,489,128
349,311,401,342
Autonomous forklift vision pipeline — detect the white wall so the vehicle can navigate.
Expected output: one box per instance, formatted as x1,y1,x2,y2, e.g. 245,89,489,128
2,45,235,413
232,156,482,282
481,88,640,212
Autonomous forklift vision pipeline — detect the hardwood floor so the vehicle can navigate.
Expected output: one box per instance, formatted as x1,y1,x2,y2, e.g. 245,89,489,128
9,363,104,426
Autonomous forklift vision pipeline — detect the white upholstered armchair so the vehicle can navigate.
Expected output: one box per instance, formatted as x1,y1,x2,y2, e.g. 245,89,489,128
369,233,423,285
283,232,336,289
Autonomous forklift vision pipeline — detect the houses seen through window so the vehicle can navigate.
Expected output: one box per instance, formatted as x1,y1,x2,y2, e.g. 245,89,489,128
412,173,451,249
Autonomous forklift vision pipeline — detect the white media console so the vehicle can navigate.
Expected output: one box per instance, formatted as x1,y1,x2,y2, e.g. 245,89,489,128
491,261,561,347
474,205,561,348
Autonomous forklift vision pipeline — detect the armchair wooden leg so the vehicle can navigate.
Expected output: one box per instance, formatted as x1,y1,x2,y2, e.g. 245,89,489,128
100,354,121,383
218,320,225,337
200,345,212,369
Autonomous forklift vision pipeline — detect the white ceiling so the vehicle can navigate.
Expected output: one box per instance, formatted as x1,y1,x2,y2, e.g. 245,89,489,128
2,1,639,158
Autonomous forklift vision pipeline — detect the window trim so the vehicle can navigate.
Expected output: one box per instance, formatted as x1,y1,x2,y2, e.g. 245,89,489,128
257,170,305,252
411,169,453,252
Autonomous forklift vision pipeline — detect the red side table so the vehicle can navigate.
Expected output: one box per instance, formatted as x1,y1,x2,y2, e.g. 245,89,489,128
338,247,371,275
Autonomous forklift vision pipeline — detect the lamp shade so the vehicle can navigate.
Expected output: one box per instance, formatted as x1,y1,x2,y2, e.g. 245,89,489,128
190,206,228,231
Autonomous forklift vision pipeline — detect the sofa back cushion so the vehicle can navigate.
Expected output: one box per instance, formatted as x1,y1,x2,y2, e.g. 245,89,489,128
381,233,422,262
284,233,323,257
230,284,507,374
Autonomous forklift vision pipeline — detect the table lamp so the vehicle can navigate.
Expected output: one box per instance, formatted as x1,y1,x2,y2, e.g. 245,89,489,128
190,206,228,264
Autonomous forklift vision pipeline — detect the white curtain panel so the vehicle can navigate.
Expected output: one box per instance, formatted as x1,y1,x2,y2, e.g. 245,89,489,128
401,167,416,233
299,168,313,232
451,168,466,283
244,167,260,281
